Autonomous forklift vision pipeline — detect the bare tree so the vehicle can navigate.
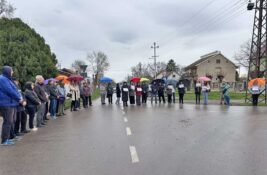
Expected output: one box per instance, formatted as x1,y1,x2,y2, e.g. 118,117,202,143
234,40,251,70
71,59,86,74
131,62,153,79
87,51,110,87
0,0,15,18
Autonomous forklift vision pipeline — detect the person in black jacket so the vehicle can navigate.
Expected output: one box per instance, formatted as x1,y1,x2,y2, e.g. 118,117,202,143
178,81,185,104
47,80,59,119
158,82,166,103
195,81,202,104
34,75,48,128
25,82,41,131
121,82,129,107
141,82,148,104
115,83,121,105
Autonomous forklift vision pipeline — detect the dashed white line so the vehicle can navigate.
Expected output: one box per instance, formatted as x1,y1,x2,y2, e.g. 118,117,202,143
126,127,132,136
129,146,140,163
124,117,128,122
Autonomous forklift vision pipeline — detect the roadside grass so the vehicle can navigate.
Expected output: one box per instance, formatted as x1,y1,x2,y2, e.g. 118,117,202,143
180,91,246,100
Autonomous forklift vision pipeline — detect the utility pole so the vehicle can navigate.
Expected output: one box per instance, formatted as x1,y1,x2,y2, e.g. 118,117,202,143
150,42,159,78
245,0,267,103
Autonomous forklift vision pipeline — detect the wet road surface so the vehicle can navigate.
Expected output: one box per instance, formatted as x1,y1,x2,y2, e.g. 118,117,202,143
0,102,267,175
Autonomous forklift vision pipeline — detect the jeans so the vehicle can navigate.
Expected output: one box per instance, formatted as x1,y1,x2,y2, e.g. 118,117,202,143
224,95,230,105
151,93,157,104
172,93,176,103
27,106,36,129
203,92,208,105
50,99,57,117
0,107,16,143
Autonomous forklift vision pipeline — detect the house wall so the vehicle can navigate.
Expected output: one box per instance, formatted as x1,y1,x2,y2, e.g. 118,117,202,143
196,54,236,83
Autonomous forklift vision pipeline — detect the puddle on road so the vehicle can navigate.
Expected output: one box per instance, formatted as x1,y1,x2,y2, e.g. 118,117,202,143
179,119,193,127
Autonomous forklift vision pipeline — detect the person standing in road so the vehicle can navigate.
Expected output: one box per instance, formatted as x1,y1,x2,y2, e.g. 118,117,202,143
83,82,91,108
129,82,135,105
222,81,231,106
202,82,210,105
116,83,121,105
100,83,106,105
178,81,185,104
166,83,174,103
151,82,158,104
141,82,148,104
25,82,41,131
158,82,166,104
57,81,66,115
106,83,114,104
47,80,59,119
69,81,78,111
0,66,24,146
121,82,129,107
135,82,142,106
87,81,93,106
195,81,202,104
34,75,48,127
249,80,261,106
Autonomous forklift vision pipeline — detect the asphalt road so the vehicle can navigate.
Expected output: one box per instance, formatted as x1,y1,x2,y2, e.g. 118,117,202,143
0,101,267,175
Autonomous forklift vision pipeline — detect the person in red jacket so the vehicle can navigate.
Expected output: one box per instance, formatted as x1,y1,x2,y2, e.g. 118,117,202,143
135,82,142,106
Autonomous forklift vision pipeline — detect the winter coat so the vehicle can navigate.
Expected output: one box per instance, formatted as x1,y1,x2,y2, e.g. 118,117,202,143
0,66,22,107
166,85,174,95
116,86,121,98
121,85,129,102
76,85,81,99
151,84,158,95
34,82,48,103
222,83,231,96
158,84,165,95
83,86,91,97
135,85,142,96
141,84,149,94
129,85,135,96
17,88,26,112
69,84,78,101
25,82,41,107
100,85,106,95
47,85,59,100
178,83,185,94
202,85,210,93
57,85,66,98
106,86,114,95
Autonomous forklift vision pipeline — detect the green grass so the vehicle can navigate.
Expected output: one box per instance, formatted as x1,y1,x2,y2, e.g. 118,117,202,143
64,89,100,110
180,91,246,101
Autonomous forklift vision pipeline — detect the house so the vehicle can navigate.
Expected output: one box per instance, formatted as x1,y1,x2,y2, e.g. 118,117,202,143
184,51,238,89
156,70,180,80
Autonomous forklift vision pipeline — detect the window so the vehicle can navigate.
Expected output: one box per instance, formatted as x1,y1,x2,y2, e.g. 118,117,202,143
216,59,220,64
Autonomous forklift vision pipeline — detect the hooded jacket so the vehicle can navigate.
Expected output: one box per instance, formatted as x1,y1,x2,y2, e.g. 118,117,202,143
0,66,22,107
34,82,48,103
25,82,41,107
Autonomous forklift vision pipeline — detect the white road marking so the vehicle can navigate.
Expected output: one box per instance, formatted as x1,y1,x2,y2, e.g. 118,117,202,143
124,117,128,122
126,127,132,135
122,111,126,115
129,146,139,163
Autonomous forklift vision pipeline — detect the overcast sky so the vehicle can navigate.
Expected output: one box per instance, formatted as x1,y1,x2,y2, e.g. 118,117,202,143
10,0,253,81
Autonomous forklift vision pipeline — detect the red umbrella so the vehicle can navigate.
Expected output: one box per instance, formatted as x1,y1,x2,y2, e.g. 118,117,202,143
67,75,84,81
131,77,141,83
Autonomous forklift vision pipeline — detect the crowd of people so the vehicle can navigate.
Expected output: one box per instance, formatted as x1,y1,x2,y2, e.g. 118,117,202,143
98,80,232,107
0,66,93,146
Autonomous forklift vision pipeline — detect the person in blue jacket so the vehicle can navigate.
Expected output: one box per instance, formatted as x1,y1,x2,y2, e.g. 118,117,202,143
0,66,24,146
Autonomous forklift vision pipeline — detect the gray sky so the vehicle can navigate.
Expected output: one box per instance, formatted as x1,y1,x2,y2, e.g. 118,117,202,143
10,0,253,81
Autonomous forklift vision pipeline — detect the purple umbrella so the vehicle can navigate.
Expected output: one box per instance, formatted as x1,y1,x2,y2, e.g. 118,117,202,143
44,78,58,85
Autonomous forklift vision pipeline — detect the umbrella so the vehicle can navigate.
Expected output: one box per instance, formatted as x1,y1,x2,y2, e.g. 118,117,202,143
44,78,58,85
166,78,178,86
55,75,70,84
99,77,113,83
198,76,211,82
151,79,165,85
67,75,84,81
248,78,265,88
131,77,141,83
140,78,150,82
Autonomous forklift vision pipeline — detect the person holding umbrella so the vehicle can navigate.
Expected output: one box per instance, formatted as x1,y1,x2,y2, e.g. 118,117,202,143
121,82,129,107
135,82,142,106
69,81,78,111
115,83,121,105
195,81,202,104
151,81,158,104
202,82,210,105
249,80,261,106
106,83,114,104
141,82,149,104
129,82,135,105
158,82,166,104
178,81,185,104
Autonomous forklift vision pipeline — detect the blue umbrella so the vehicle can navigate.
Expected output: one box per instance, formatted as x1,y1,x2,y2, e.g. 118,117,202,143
99,77,113,83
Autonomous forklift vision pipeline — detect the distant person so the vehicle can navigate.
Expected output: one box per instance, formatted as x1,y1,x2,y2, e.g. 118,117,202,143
222,82,231,106
129,82,135,105
202,82,210,105
100,83,106,105
135,82,142,106
83,82,92,108
195,81,202,104
25,82,41,131
178,81,185,104
106,83,114,104
158,82,166,103
121,82,129,107
141,82,148,104
115,83,121,105
151,82,158,104
249,80,262,106
57,81,66,115
69,81,78,110
47,80,59,119
166,83,174,103
0,66,23,146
